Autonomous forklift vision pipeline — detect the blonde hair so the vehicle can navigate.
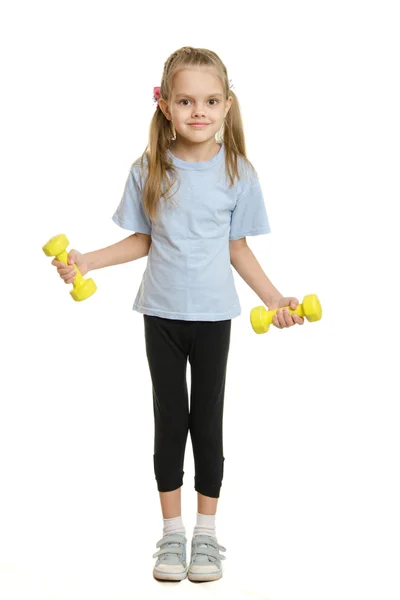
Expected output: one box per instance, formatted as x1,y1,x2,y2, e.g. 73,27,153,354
139,46,257,222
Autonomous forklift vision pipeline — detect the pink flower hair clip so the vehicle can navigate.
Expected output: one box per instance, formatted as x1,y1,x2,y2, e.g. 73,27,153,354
153,86,161,107
153,80,234,107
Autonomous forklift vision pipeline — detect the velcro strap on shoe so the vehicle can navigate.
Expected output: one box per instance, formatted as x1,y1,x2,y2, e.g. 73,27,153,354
152,545,184,559
192,535,226,552
155,533,187,547
193,545,226,560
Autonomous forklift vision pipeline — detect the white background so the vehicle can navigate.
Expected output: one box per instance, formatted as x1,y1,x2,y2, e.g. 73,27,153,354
1,1,399,599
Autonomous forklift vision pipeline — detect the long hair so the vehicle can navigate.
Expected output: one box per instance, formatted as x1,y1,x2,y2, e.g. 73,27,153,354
139,46,257,222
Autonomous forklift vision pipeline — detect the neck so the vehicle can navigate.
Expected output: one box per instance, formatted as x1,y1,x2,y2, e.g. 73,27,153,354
169,138,221,162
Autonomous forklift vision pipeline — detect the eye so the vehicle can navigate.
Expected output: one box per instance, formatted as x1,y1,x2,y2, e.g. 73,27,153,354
179,99,219,106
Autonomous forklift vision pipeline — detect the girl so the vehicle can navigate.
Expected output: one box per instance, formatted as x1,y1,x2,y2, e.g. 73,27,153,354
52,46,304,583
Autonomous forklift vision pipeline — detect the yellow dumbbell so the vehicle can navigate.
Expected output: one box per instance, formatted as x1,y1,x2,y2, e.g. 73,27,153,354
250,294,322,334
42,234,97,301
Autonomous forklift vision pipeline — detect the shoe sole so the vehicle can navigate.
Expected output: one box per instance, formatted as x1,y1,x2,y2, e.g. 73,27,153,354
153,568,188,581
188,569,222,582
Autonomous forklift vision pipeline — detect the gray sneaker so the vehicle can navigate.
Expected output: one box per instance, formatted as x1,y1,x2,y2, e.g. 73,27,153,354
188,534,226,582
152,532,188,581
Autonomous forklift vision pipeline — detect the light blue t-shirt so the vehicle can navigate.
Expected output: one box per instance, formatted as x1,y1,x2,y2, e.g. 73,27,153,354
112,141,271,321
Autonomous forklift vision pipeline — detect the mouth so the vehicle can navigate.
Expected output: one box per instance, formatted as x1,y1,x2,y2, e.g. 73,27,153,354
189,123,210,128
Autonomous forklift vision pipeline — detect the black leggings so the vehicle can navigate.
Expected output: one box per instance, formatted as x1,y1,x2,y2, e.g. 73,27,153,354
143,315,231,498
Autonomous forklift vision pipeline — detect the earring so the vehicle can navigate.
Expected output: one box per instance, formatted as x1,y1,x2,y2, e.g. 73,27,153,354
170,120,176,141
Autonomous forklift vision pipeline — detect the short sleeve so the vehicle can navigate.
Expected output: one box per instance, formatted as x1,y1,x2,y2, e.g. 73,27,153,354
229,177,271,240
112,167,152,234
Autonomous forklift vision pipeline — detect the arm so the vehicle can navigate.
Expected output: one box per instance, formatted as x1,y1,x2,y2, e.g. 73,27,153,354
229,237,282,309
85,233,151,272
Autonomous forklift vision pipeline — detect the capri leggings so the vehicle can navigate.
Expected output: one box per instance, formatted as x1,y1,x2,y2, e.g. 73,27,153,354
143,314,231,498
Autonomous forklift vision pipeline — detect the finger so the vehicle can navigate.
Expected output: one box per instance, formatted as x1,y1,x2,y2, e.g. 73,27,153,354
58,267,74,276
282,309,293,327
277,309,290,327
293,315,304,325
64,272,76,284
273,313,282,328
276,310,287,328
62,268,76,280
288,310,302,325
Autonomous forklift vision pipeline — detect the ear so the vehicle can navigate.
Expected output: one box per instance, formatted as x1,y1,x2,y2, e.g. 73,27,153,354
225,95,233,117
158,98,171,120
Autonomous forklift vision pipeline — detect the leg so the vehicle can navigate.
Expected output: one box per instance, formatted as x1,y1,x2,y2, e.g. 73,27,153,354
198,492,218,515
144,315,192,501
159,488,182,519
188,319,231,500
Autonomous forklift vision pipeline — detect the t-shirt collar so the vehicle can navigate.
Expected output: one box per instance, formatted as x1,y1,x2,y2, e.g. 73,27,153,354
167,142,224,170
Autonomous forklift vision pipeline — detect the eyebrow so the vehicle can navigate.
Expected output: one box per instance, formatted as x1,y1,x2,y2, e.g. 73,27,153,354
175,93,224,98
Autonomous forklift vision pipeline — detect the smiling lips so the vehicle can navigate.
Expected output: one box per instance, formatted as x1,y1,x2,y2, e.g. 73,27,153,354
189,123,210,128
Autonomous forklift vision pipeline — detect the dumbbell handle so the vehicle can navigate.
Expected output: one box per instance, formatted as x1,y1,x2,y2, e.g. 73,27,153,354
251,303,305,334
251,293,322,334
269,303,305,319
54,249,85,290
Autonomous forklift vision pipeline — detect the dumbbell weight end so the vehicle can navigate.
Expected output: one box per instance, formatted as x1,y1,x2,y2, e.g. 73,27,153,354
42,234,97,301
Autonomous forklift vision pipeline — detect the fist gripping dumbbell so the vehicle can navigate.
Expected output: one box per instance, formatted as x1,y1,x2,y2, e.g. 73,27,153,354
42,234,97,301
250,294,322,334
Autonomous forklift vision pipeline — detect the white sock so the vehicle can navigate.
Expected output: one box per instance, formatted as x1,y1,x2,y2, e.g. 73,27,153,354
193,512,216,538
163,515,186,538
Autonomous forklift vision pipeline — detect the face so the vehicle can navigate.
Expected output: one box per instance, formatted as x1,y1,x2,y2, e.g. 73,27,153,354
159,67,232,144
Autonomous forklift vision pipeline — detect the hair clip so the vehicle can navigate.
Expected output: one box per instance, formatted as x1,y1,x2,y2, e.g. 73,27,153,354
153,86,161,107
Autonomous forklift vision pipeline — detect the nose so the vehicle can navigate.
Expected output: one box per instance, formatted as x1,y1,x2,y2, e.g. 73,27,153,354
192,103,207,118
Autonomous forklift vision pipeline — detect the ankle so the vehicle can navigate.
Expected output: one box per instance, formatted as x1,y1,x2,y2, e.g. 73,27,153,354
163,515,186,537
193,512,216,538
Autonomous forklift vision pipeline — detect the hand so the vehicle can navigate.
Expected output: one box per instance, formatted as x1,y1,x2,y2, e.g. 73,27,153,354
51,249,89,284
268,296,305,329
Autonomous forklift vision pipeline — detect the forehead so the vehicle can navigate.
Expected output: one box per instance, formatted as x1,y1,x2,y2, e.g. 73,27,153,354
171,67,223,97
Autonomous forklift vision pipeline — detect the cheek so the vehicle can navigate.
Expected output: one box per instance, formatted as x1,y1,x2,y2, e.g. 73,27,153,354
172,108,187,122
